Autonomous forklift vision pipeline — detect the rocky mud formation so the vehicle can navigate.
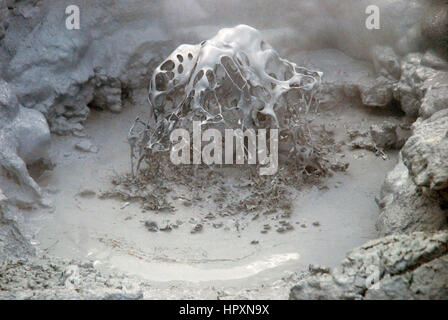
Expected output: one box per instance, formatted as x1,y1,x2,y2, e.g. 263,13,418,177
290,231,448,300
291,113,448,300
0,190,34,260
395,53,448,118
290,1,448,299
402,110,448,191
0,258,147,300
0,80,52,208
376,105,448,238
376,156,447,236
1,0,173,136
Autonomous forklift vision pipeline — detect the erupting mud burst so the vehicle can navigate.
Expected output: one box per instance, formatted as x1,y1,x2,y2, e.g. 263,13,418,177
106,25,348,218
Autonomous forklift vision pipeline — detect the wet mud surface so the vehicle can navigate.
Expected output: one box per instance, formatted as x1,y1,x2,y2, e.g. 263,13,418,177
21,48,402,297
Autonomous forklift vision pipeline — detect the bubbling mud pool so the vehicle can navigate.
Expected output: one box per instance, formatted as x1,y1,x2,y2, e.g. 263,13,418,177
0,0,445,300
24,76,399,291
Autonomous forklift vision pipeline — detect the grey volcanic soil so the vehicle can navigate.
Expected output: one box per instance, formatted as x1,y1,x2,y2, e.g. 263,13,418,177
18,49,402,299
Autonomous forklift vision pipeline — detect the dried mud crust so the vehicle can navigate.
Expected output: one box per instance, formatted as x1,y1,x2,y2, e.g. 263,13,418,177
290,231,448,300
0,256,310,300
100,121,348,227
0,257,146,300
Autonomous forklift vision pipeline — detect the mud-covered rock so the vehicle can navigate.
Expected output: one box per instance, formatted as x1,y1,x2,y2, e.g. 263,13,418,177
358,46,401,108
394,53,448,118
402,109,448,191
0,258,145,300
0,191,34,261
0,80,51,203
290,231,448,300
422,50,448,71
0,1,44,72
371,46,401,80
88,68,123,113
376,157,447,236
296,48,402,110
293,48,401,110
359,76,396,107
348,120,403,156
395,54,430,117
370,121,398,150
419,71,448,119
365,255,448,299
375,103,448,237
3,1,172,135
